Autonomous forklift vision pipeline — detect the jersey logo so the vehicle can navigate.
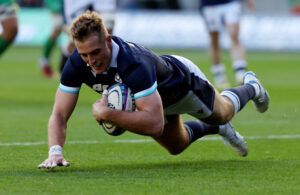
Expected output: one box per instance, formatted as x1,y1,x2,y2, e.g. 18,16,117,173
114,73,122,83
93,84,108,92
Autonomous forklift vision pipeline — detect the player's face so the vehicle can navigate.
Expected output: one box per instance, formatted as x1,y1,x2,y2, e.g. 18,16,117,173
75,34,112,74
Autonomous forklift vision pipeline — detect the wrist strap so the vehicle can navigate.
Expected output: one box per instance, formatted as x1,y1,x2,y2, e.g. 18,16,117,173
49,145,63,156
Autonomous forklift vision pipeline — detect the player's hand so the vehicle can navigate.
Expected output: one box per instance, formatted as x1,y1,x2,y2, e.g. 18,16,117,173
38,145,70,169
38,154,70,169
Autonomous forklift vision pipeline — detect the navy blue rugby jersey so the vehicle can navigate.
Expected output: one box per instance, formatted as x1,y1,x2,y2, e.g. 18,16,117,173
201,0,238,7
60,36,193,107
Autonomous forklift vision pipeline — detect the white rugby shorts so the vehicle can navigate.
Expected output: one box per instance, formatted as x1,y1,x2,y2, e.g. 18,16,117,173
164,55,215,119
0,4,17,21
51,13,64,28
202,1,242,32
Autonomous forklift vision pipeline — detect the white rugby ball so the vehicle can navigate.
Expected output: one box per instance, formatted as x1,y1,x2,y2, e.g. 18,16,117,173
101,83,135,136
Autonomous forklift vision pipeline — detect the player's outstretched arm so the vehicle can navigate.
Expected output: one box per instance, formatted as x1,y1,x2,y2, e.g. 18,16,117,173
38,89,79,169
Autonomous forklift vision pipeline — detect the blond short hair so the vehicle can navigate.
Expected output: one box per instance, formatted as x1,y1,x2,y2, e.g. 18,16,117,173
70,11,108,42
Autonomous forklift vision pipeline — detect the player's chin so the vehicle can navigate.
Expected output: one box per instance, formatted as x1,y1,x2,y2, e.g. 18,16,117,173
92,66,105,74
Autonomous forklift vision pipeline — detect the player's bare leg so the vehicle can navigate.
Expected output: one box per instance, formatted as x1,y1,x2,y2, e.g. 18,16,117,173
152,115,191,155
39,26,62,78
209,31,230,90
227,22,247,85
0,16,18,56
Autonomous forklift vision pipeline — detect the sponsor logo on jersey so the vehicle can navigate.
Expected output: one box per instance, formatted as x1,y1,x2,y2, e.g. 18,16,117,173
93,84,108,92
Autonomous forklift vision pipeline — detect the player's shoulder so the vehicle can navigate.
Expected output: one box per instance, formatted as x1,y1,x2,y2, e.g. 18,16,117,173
112,36,140,68
112,36,148,54
111,37,157,94
112,36,137,54
113,35,159,71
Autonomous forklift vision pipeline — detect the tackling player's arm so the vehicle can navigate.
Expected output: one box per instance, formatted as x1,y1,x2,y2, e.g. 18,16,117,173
93,90,164,137
38,89,79,169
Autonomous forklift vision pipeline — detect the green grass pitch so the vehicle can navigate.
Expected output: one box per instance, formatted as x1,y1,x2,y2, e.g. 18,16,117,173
0,46,299,194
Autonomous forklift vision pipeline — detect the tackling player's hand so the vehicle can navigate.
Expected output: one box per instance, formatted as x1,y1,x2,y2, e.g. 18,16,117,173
38,145,70,169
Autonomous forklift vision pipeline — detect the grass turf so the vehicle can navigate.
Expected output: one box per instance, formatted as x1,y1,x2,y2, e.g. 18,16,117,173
0,46,299,194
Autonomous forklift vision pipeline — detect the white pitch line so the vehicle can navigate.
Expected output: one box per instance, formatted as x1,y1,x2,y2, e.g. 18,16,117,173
1,134,300,147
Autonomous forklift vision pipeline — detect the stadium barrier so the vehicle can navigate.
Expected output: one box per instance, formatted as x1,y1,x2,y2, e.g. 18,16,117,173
12,9,300,51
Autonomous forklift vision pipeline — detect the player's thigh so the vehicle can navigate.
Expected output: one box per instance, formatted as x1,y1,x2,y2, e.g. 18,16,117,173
152,115,190,154
223,1,242,25
224,1,242,40
1,16,17,30
1,17,17,40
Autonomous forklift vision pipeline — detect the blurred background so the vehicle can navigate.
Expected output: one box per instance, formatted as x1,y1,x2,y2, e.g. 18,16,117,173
9,0,300,51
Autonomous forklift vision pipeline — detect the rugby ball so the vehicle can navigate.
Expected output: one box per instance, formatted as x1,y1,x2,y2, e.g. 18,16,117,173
101,83,135,136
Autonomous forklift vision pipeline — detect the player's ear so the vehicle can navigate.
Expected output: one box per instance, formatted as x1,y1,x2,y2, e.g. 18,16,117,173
106,35,112,44
106,35,112,48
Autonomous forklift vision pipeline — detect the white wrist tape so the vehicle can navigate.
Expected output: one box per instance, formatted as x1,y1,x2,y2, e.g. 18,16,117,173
49,145,63,156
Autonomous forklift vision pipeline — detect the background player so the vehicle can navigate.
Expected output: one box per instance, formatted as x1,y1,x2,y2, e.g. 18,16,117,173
0,0,18,57
38,0,63,78
200,0,255,89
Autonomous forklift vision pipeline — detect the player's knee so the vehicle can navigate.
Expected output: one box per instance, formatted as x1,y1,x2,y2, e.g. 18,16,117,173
167,147,185,155
204,111,233,125
211,97,235,124
216,110,233,124
161,141,186,155
217,114,232,124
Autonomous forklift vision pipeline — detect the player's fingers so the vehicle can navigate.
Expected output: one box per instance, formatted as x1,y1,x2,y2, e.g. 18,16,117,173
61,159,70,167
38,160,69,169
57,159,70,167
38,159,50,169
102,89,108,97
38,162,46,169
50,162,57,169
